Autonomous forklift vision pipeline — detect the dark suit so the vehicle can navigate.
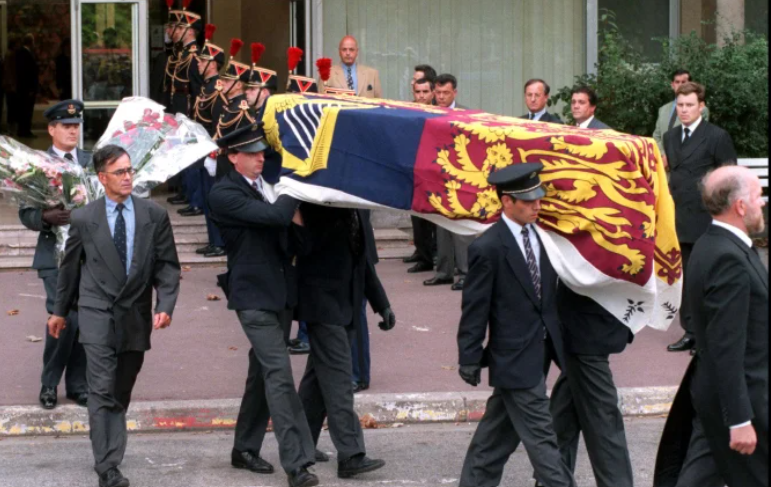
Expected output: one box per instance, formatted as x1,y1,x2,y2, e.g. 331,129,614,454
521,111,563,123
149,47,172,110
664,121,737,336
53,196,180,475
542,284,634,487
14,45,38,136
19,147,91,396
208,170,315,473
296,205,390,461
457,220,574,487
654,224,768,487
410,215,436,267
584,117,610,130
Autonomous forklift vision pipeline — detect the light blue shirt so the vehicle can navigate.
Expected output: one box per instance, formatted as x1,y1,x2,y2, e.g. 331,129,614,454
501,213,541,271
105,196,135,275
528,107,547,121
344,62,358,92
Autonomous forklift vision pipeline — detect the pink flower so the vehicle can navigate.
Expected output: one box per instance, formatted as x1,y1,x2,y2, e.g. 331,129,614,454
119,134,133,145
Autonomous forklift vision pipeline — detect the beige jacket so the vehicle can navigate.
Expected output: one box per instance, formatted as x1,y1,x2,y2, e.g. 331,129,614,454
327,63,382,98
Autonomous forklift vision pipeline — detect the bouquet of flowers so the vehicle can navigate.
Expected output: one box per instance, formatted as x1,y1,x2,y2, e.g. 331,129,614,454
94,97,218,198
0,136,94,260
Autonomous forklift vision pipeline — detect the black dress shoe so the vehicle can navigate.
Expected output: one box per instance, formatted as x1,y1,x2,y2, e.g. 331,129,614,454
66,391,88,407
402,252,419,264
690,348,696,356
288,466,319,487
451,278,465,291
534,481,545,487
98,467,129,487
39,386,57,409
288,341,311,355
423,276,453,286
204,246,226,257
338,454,386,478
314,449,329,462
167,194,188,205
231,449,274,474
196,244,213,255
407,261,433,273
667,335,695,352
179,206,204,217
353,381,369,394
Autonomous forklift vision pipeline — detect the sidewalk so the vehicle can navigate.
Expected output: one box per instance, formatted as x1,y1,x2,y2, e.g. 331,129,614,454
0,255,713,436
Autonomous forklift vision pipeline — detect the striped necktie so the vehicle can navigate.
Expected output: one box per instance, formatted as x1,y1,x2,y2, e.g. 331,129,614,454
346,66,354,91
521,226,541,300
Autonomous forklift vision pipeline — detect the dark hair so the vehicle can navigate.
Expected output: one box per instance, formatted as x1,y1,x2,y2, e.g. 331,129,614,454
524,78,550,95
571,85,598,106
676,81,706,103
413,77,434,91
93,144,129,173
671,69,691,82
414,64,437,82
435,73,457,90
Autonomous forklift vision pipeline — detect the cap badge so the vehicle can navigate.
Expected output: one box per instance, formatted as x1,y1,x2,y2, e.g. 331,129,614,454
67,104,76,115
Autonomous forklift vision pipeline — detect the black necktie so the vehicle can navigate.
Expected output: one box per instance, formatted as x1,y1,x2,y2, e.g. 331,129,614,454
346,66,354,91
64,153,74,162
521,226,541,300
683,127,691,142
114,203,127,273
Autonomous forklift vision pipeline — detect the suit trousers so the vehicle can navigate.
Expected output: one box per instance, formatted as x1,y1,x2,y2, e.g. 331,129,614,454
234,309,315,473
546,353,633,487
183,163,204,209
41,274,87,394
459,382,576,487
82,343,144,475
410,216,436,265
435,227,473,279
350,299,370,384
200,166,224,247
16,91,35,136
674,416,728,487
298,322,366,461
679,242,694,337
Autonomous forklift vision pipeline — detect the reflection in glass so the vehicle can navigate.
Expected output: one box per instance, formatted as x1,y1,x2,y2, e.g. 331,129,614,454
81,3,134,102
83,108,117,150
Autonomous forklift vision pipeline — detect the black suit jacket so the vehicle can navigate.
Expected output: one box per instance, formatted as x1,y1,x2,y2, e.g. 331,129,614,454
586,117,610,129
557,283,632,356
521,112,563,124
664,121,737,243
654,225,768,486
295,204,389,327
14,46,38,94
53,197,180,352
208,170,306,312
457,220,565,390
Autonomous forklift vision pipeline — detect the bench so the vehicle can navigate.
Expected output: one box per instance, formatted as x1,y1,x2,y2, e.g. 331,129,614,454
738,158,768,202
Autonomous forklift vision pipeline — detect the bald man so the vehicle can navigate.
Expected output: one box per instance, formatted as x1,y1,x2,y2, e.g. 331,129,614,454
654,165,768,487
327,35,382,98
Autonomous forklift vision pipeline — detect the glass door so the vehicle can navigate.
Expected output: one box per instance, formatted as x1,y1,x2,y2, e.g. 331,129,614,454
72,0,148,148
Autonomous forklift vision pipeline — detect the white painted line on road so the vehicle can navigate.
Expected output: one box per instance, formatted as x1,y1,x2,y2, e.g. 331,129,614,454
18,293,45,299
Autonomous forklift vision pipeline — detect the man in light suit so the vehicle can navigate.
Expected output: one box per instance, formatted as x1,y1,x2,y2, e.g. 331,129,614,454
571,86,609,129
48,145,180,487
521,79,562,123
19,100,91,410
663,82,736,354
654,165,767,487
327,35,381,99
652,69,709,168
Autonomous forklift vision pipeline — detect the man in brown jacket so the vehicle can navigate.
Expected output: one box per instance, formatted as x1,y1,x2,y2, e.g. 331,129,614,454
327,35,381,99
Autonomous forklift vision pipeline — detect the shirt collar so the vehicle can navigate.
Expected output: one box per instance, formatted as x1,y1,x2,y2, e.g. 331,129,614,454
712,220,752,248
578,115,595,129
105,195,133,212
530,107,547,119
344,62,357,72
683,116,702,134
52,146,76,161
501,212,529,236
449,100,457,109
243,175,263,188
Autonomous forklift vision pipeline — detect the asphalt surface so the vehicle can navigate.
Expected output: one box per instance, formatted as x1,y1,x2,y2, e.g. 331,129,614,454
1,260,698,406
0,418,665,487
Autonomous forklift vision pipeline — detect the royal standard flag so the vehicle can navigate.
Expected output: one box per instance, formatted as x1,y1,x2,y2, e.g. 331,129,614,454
263,93,682,333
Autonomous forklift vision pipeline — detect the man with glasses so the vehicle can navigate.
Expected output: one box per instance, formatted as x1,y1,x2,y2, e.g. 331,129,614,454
19,100,91,410
48,145,180,487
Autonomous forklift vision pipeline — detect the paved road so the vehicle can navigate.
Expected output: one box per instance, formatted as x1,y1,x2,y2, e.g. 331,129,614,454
1,260,696,406
0,418,665,487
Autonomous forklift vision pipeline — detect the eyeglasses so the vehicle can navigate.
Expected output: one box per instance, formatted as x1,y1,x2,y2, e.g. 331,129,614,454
101,167,136,177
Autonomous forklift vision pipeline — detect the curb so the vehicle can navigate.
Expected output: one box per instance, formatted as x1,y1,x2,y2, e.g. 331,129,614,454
0,387,677,437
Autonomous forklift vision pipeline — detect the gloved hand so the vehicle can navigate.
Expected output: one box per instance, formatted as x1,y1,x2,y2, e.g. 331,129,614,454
204,156,217,177
459,364,481,387
42,205,71,226
378,307,396,331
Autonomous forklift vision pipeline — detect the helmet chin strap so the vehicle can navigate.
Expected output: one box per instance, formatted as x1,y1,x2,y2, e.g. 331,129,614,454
249,87,265,109
174,25,192,52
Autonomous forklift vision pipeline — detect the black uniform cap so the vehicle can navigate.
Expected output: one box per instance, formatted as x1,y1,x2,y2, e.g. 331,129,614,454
216,122,268,154
43,99,84,124
487,162,546,201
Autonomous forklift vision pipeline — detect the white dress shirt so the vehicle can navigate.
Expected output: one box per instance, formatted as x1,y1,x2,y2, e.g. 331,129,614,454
243,175,277,203
528,107,547,121
501,213,541,270
577,115,595,129
682,116,702,142
52,146,78,165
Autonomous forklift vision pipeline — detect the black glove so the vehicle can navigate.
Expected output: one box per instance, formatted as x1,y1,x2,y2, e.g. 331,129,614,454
42,205,71,227
378,307,396,331
459,364,481,387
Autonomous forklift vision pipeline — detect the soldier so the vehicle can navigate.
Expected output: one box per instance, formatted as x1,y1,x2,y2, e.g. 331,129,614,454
164,1,185,205
191,24,227,258
20,100,91,410
244,42,278,113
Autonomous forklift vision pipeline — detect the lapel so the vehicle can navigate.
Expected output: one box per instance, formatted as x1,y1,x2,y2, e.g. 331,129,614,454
678,120,708,162
748,247,769,291
90,198,128,283
497,221,541,308
712,226,768,291
534,226,556,303
125,196,154,285
356,64,367,96
231,170,265,201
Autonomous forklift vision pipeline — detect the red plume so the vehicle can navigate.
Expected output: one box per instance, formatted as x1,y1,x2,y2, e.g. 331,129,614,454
316,58,332,82
166,0,174,8
251,43,265,65
204,24,216,42
229,38,244,58
287,47,303,71
182,0,192,9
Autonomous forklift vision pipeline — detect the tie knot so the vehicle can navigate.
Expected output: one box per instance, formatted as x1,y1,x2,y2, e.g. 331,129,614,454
684,127,691,135
116,203,125,213
64,153,74,161
521,226,529,236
